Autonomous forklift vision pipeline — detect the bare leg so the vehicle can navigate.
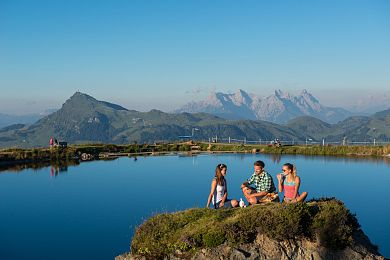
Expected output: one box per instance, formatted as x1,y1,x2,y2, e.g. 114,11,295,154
296,192,308,202
248,197,258,205
230,199,239,207
241,187,259,205
242,187,255,203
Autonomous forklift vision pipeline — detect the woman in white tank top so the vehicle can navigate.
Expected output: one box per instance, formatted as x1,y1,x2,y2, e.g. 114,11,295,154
206,164,239,209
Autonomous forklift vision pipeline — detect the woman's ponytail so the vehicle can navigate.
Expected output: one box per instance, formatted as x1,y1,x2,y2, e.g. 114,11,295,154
283,163,297,178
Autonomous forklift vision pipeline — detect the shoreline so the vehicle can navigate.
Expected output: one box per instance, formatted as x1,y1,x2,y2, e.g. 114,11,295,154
1,142,389,170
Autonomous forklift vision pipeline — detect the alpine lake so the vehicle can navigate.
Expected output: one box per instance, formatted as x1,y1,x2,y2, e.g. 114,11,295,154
0,153,389,259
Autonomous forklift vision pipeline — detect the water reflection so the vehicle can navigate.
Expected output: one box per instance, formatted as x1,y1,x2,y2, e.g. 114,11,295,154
49,164,69,177
270,153,281,164
0,160,80,173
1,153,389,174
260,153,390,166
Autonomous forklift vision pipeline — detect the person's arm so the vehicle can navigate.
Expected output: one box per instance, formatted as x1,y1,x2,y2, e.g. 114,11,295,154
219,179,228,207
241,173,254,188
293,176,301,201
249,174,272,198
277,174,284,193
249,191,268,198
206,180,217,208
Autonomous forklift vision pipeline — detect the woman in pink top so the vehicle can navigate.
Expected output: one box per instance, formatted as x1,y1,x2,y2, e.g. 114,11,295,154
276,163,308,203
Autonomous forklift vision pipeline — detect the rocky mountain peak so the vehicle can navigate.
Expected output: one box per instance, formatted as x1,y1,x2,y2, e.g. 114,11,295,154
274,89,292,99
300,89,319,103
232,89,253,106
176,89,351,123
64,92,128,111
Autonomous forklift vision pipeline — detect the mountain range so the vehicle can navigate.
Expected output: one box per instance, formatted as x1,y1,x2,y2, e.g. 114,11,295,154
0,92,305,148
0,92,389,148
0,109,58,129
348,93,390,114
0,113,43,129
175,89,352,124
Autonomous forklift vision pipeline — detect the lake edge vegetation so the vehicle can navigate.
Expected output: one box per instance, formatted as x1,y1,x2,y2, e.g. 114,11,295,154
1,142,390,167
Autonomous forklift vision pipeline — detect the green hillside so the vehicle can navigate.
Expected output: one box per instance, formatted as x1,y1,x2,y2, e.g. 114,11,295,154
0,92,305,148
1,92,389,148
286,113,390,142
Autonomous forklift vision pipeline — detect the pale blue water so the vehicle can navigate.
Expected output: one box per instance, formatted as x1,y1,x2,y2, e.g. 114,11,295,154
0,154,389,259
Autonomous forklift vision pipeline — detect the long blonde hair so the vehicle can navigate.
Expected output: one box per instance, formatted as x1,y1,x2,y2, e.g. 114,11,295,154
283,163,297,179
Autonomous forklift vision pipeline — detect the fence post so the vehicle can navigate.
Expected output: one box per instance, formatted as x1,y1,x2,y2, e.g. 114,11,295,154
229,137,231,144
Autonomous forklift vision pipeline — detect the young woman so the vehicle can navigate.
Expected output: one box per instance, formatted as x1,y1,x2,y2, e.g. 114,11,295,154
206,164,239,209
277,163,308,203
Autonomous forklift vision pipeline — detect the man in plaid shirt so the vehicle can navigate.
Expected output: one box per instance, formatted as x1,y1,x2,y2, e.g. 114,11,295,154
241,160,276,205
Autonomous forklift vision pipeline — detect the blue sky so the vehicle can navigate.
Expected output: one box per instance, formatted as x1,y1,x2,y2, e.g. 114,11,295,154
0,0,389,114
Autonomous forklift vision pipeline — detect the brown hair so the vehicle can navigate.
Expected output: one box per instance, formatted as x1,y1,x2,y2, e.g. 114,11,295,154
215,163,227,185
254,160,265,168
283,163,297,179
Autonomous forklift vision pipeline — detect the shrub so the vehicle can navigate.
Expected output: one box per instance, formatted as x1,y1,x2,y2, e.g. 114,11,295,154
311,199,359,249
202,230,225,247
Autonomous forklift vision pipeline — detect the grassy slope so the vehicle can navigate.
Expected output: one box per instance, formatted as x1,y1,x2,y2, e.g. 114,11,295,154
130,199,363,258
1,143,390,166
286,114,390,142
199,143,390,157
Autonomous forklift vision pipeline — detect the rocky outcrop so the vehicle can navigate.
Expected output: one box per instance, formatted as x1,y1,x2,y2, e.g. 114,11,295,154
191,232,382,260
116,199,384,260
117,231,383,260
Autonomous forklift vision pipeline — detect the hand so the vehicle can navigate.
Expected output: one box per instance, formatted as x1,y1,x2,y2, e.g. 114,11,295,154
219,201,224,207
276,174,284,182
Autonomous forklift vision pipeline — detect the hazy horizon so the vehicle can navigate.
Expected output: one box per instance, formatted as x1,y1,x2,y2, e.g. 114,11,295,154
1,88,390,116
1,1,389,114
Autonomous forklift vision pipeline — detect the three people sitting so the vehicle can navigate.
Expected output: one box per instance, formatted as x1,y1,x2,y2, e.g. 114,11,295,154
207,160,308,209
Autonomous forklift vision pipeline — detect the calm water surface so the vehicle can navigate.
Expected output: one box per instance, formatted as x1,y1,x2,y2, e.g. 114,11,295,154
0,154,389,259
